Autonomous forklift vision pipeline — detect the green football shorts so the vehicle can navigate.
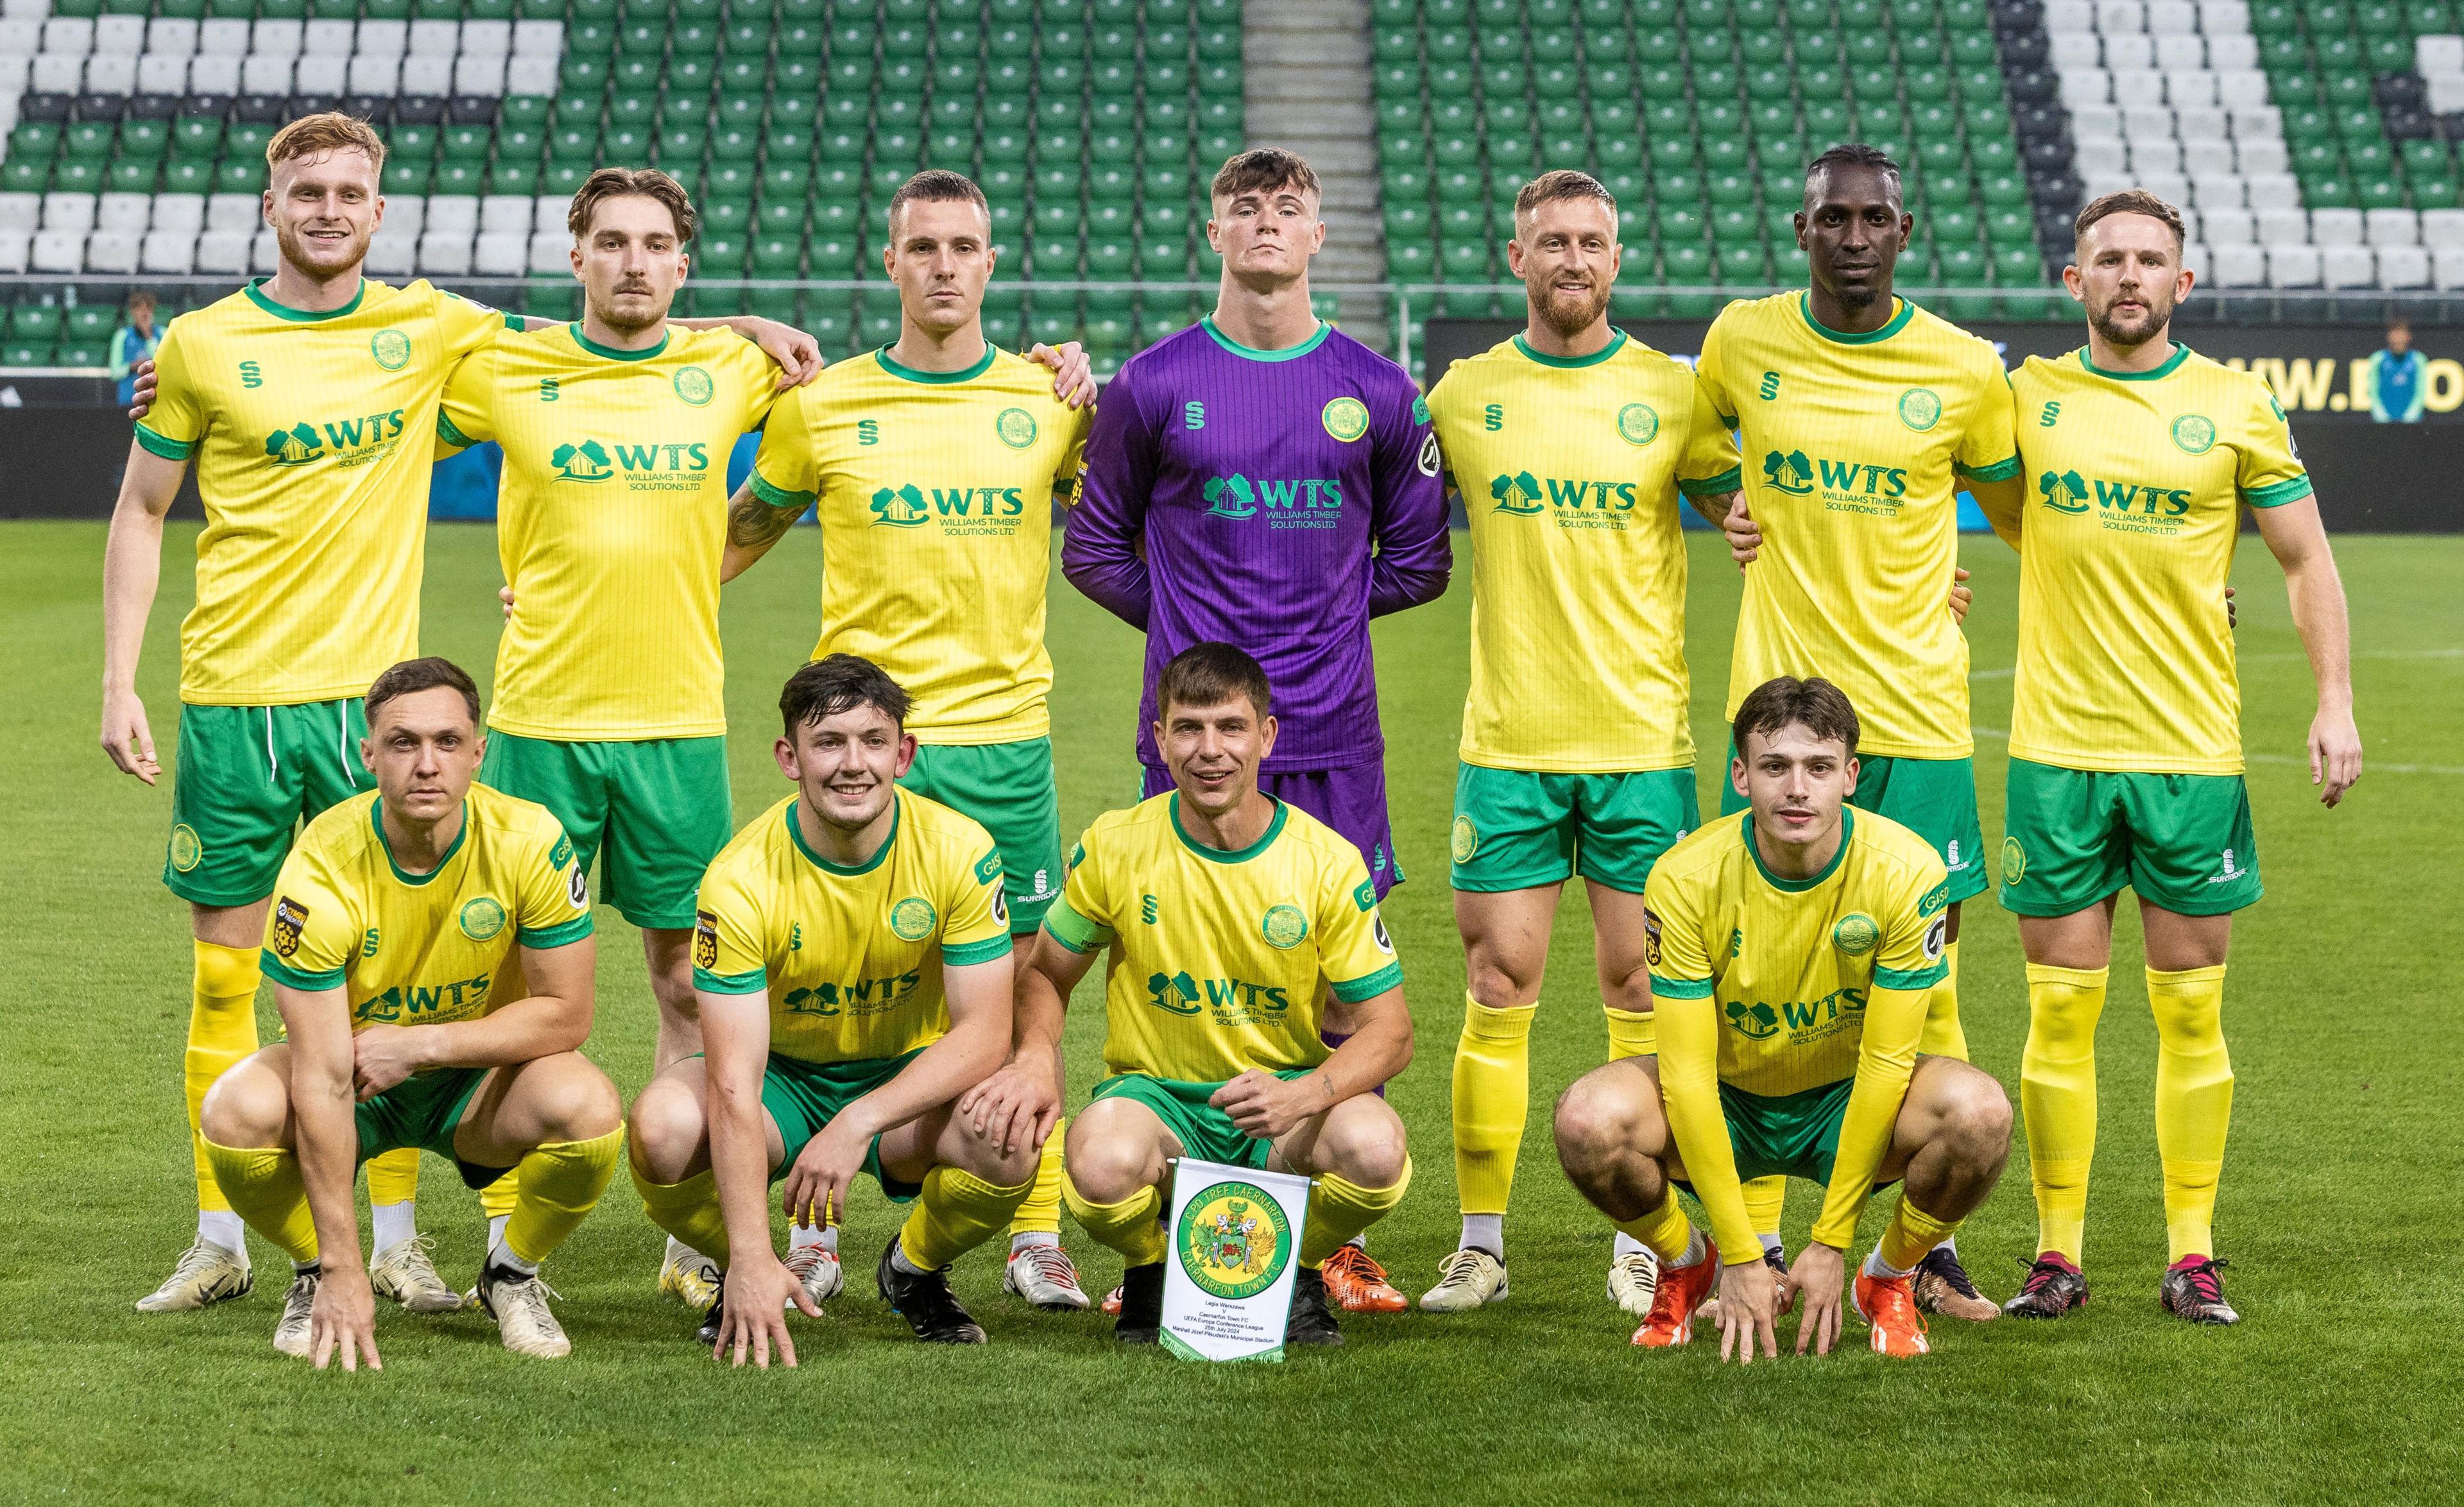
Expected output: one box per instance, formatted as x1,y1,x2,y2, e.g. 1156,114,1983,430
354,1066,504,1189
900,736,1063,935
165,699,371,906
1449,763,1700,894
479,731,731,930
1720,738,1988,903
1998,758,2262,918
1090,1071,1313,1171
760,1048,928,1201
1669,1078,1893,1198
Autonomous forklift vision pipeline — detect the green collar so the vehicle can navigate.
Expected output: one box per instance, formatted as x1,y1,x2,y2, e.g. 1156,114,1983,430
372,798,467,887
787,792,899,876
1168,792,1288,865
1200,315,1331,362
877,339,998,384
1744,806,1855,893
1512,329,1627,368
2077,342,2191,381
569,321,671,362
1799,291,1913,346
244,277,366,322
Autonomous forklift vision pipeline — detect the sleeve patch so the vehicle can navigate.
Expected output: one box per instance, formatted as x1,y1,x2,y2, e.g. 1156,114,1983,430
567,862,590,911
1353,877,1376,913
692,908,719,971
1917,880,1949,918
974,851,1002,886
270,895,309,958
1643,907,1664,967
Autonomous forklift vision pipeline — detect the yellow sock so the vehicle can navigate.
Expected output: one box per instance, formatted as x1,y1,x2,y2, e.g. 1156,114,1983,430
1299,1162,1412,1268
200,1138,318,1265
1614,1195,1695,1264
632,1166,734,1268
2148,965,2232,1262
1877,1194,1964,1273
1919,939,1969,1060
1061,1172,1167,1266
2021,963,2109,1263
1604,1004,1655,1060
186,941,261,1214
1007,1116,1068,1238
1452,995,1536,1216
501,1125,622,1267
901,1165,1036,1270
1741,1176,1786,1241
366,1146,423,1208
478,1165,522,1221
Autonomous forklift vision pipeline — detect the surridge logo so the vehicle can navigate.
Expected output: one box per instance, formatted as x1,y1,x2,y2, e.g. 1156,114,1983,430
552,439,616,482
1487,471,1640,514
264,410,409,467
1200,473,1343,522
1760,448,1908,500
2037,468,2191,518
867,481,1030,526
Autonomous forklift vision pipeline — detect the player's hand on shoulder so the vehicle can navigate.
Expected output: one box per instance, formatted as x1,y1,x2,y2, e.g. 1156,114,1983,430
1717,1251,1783,1365
1720,494,1761,567
99,686,158,785
959,1054,1063,1157
1783,1243,1845,1358
1029,340,1098,409
717,1257,811,1368
498,584,516,622
124,357,157,419
2225,583,2236,629
311,1265,381,1372
745,318,825,390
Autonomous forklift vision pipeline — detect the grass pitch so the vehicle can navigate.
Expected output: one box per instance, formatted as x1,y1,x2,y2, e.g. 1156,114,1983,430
2,520,2458,1504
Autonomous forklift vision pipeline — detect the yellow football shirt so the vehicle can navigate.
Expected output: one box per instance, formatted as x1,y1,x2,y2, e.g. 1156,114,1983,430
257,783,594,1035
692,788,1011,1064
1645,808,1949,1254
746,344,1092,744
1427,332,1741,772
1695,294,2021,758
1043,794,1403,1084
438,323,779,741
136,278,513,706
2007,345,2311,774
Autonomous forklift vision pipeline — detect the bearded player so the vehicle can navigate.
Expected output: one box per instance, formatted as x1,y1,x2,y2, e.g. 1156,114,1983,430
1063,148,1450,1314
1553,677,2012,1361
1692,144,2021,1318
1418,170,1740,1317
1996,191,2360,1325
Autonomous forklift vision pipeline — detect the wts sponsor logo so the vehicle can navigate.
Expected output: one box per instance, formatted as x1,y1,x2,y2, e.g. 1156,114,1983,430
1759,449,1908,499
783,973,924,1014
264,410,408,466
2036,469,2191,516
868,482,1030,526
1144,971,1292,1014
357,971,493,1024
1487,471,1640,514
1201,473,1344,522
1724,985,1868,1039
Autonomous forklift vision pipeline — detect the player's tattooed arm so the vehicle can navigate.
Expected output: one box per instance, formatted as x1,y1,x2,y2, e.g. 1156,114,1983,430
720,481,809,582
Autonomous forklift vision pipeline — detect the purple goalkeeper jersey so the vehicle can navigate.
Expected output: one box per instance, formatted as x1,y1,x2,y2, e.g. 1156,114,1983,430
1063,317,1452,771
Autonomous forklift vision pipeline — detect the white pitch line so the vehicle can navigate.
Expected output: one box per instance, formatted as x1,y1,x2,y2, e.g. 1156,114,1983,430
1969,648,2464,683
1969,727,2464,776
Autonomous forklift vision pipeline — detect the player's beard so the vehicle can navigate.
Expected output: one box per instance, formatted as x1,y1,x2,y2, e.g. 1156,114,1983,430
275,217,372,280
2087,283,2175,351
1532,277,1611,341
595,283,671,337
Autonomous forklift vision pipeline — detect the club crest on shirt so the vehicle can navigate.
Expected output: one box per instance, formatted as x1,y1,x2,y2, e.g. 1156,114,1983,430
1898,387,1942,432
1832,913,1879,956
1260,903,1310,949
458,896,506,942
370,329,411,371
271,895,309,957
1322,396,1371,442
891,896,937,941
1617,403,1660,445
996,407,1038,448
2171,413,2216,454
673,367,714,407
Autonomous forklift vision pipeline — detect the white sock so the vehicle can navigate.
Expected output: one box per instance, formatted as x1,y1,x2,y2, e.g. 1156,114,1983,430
1344,1234,1367,1251
1670,1227,1709,1270
489,1240,540,1277
487,1214,509,1257
1863,1246,1916,1281
197,1209,248,1261
1459,1214,1504,1259
889,1239,927,1277
1758,1232,1785,1261
789,1223,837,1255
1010,1230,1059,1255
1612,1229,1648,1259
1933,1236,1957,1256
370,1200,418,1256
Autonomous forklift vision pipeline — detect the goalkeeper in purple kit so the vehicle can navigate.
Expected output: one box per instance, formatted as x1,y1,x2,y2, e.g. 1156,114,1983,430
1060,147,1451,1313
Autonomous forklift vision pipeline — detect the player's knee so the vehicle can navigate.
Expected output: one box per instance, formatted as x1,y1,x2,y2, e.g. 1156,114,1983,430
535,1056,622,1141
1465,955,1541,1009
1551,1074,1639,1171
199,1057,287,1147
1942,1071,2014,1162
1321,1098,1409,1188
1061,1119,1153,1204
951,1116,1040,1186
626,1077,708,1182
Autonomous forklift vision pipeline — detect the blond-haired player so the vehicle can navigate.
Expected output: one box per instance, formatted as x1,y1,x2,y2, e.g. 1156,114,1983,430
1995,191,2361,1325
1419,169,1740,1317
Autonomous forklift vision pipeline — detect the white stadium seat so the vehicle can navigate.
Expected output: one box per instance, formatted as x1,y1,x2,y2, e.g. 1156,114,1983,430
136,53,189,92
424,196,478,235
2059,67,2112,105
347,55,400,94
2214,69,2270,108
2429,75,2464,113
249,18,300,58
41,192,94,233
84,229,138,273
2137,171,2191,205
2265,244,2322,287
2420,207,2464,244
398,53,452,95
2071,103,2123,140
2365,209,2420,246
365,233,415,277
193,228,251,274
2147,0,2198,33
2175,105,2227,140
2153,33,2206,67
479,194,529,234
2166,69,2220,106
460,19,512,54
2420,34,2464,72
0,230,30,273
205,192,259,232
0,192,35,232
30,230,83,273
527,230,569,274
93,14,145,53
453,52,506,94
382,194,425,237
250,228,280,274
239,53,293,94
2098,0,2146,31
83,51,135,91
2234,137,2289,176
2110,66,2164,101
303,18,354,55
2103,32,2155,68
504,53,556,94
407,18,458,55
146,17,197,55
196,17,249,55
2229,104,2280,137
2073,137,2129,176
2052,31,2102,65
2242,170,2300,207
2320,244,2375,289
2377,245,2431,289
293,53,345,93
96,191,148,232
512,19,562,54
416,230,473,275
2181,139,2237,176
2254,204,2311,244
2206,33,2257,69
2200,207,2255,244
2309,208,2363,246
0,19,38,56
473,231,526,276
2129,139,2186,174
532,196,565,233
2432,246,2464,289
186,52,239,93
40,17,93,55
151,193,204,232
31,53,85,93
357,20,408,56
2121,103,2175,137
139,230,196,274
2046,0,2096,31
2198,0,2252,33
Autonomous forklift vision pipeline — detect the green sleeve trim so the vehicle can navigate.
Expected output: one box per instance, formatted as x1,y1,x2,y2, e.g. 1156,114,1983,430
749,472,816,511
2242,473,2313,509
1041,894,1115,955
435,411,474,448
503,311,523,330
1874,962,1949,991
1329,960,1404,1003
1679,464,1741,497
942,933,1014,967
1956,455,2022,482
260,952,343,991
693,965,769,995
517,914,594,949
134,423,194,460
1649,974,1716,1000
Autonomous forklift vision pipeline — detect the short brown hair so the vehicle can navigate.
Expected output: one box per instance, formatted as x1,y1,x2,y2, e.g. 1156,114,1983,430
1732,676,1860,759
1515,169,1617,223
367,657,481,727
781,654,911,736
2074,189,2185,251
887,169,991,235
567,166,697,244
266,112,386,177
1210,147,1320,205
1156,642,1272,722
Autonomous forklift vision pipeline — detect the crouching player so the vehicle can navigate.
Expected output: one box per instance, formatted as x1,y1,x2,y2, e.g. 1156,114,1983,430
965,644,1414,1348
1552,677,2011,1359
627,655,1035,1362
199,658,622,1367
